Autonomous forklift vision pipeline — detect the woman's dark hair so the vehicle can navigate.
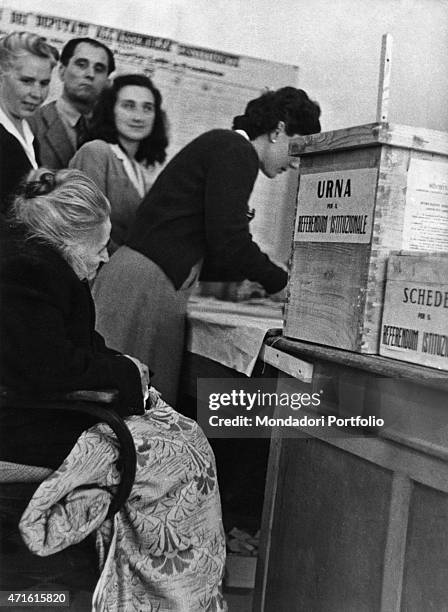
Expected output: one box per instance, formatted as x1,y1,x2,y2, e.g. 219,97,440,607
90,74,168,166
232,87,321,139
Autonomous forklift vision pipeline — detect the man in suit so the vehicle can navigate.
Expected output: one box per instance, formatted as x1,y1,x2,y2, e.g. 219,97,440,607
28,38,115,169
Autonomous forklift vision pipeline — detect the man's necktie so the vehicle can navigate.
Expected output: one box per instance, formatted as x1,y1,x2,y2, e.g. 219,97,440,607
75,115,89,148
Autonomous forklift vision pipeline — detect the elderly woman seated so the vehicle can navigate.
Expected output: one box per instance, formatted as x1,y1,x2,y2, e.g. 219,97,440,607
0,169,226,611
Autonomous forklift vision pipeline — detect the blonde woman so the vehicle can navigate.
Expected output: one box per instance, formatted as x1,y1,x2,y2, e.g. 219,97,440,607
0,31,58,211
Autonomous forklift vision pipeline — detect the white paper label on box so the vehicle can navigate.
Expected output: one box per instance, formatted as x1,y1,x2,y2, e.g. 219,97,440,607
380,279,448,369
402,159,448,251
294,168,378,244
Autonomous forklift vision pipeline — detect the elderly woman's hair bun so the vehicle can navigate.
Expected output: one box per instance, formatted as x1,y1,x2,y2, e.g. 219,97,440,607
11,168,111,279
23,169,56,199
12,167,109,254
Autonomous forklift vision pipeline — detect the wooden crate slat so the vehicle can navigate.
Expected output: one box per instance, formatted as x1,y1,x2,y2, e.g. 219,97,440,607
290,123,448,157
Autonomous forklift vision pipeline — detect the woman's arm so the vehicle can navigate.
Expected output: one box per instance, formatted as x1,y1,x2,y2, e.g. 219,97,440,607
203,136,288,294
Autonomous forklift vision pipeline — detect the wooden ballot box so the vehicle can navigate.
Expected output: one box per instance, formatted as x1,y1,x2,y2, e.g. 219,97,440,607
380,252,448,370
284,122,448,353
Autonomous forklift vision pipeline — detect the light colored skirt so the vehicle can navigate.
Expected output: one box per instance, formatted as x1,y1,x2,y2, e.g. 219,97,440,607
93,246,199,406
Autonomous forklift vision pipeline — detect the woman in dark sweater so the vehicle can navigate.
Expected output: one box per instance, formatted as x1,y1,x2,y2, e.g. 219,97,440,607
0,168,149,468
93,87,321,405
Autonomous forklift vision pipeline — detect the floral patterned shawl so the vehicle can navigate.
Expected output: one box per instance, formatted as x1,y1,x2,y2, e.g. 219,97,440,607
19,389,227,612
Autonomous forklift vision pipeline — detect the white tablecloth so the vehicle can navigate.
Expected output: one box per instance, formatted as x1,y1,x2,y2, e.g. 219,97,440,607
186,296,284,376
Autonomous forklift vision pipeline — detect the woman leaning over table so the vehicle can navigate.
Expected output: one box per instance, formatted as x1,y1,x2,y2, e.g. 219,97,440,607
92,87,321,406
0,31,58,212
69,73,168,250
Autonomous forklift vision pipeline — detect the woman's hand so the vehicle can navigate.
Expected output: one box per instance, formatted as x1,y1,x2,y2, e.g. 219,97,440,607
124,354,151,396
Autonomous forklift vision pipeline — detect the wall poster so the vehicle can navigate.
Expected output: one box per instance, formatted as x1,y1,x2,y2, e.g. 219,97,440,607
0,6,300,262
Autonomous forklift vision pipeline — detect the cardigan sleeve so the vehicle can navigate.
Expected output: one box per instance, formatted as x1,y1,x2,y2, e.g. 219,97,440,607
203,137,287,294
0,255,144,415
69,140,110,196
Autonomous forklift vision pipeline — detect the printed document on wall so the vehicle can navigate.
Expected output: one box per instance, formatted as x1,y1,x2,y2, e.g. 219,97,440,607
402,159,448,251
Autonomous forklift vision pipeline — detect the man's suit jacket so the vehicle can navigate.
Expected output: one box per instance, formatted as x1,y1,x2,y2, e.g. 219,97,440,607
28,101,75,170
